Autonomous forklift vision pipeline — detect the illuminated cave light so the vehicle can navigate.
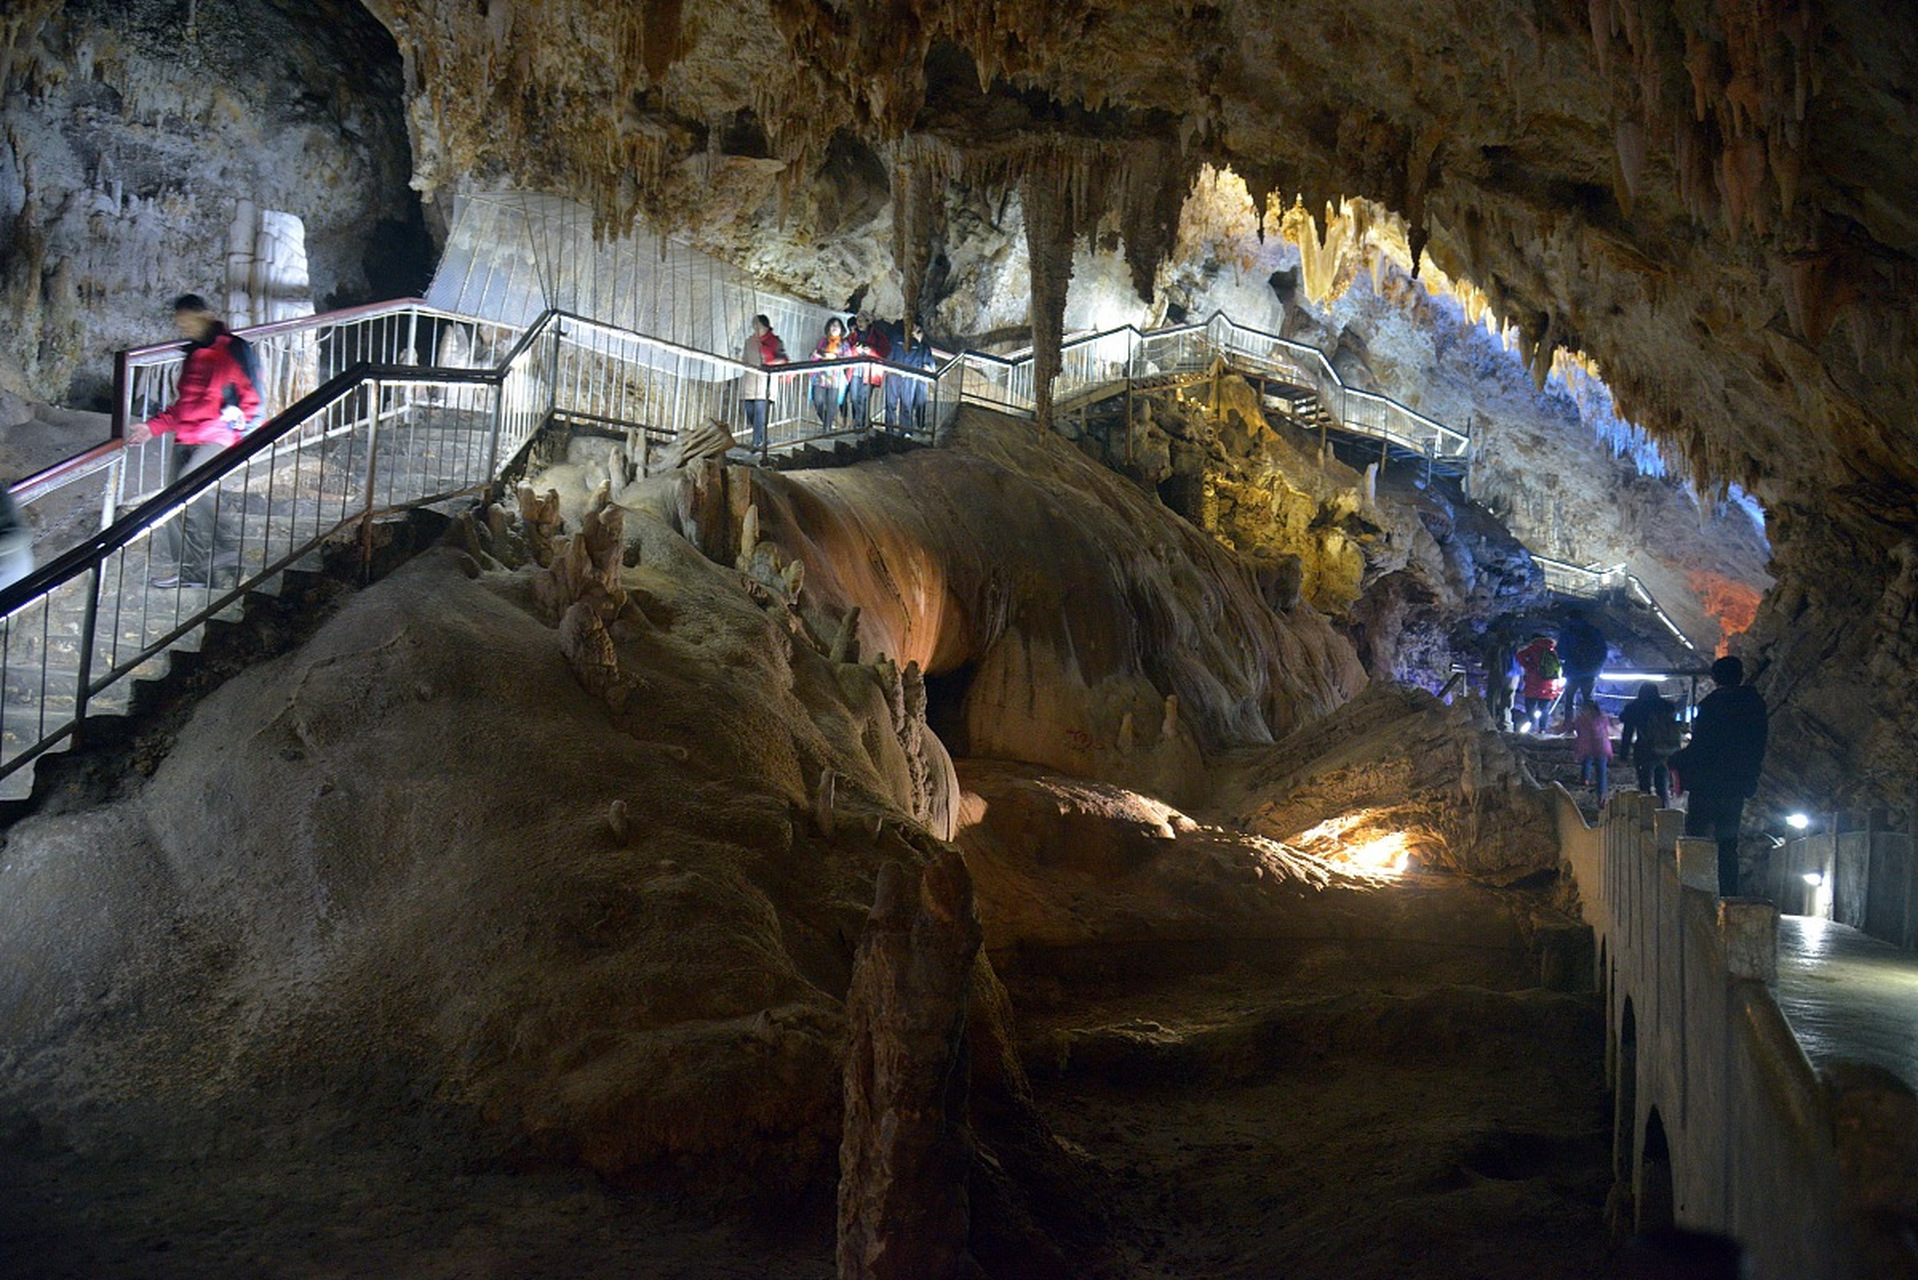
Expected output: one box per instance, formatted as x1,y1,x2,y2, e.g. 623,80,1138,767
1295,811,1412,878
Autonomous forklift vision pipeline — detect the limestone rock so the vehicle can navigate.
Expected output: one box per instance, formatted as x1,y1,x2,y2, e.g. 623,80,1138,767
668,418,738,470
837,852,983,1280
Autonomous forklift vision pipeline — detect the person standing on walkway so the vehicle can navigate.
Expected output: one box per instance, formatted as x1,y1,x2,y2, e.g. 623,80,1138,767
1670,655,1768,896
811,317,848,433
1557,608,1609,724
1571,699,1615,803
844,311,889,429
885,317,937,434
1618,681,1681,806
127,294,261,589
738,314,786,455
1515,632,1565,733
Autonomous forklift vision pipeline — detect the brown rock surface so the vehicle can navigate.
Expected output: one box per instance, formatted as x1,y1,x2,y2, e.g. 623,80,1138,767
837,853,983,1280
1213,681,1561,884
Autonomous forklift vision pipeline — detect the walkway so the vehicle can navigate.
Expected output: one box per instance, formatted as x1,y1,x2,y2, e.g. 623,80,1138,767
0,294,1698,803
1775,915,1918,1088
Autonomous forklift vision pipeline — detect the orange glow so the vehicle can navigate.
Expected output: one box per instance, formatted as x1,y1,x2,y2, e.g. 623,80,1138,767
1687,570,1762,655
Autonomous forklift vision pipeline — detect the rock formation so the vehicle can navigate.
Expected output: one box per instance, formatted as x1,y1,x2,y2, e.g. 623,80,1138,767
837,853,983,1280
0,0,422,404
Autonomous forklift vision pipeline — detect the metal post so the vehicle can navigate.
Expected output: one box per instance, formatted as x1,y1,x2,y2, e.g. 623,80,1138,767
71,563,102,742
360,378,383,576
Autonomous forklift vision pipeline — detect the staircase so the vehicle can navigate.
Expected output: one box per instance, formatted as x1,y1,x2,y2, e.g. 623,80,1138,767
0,295,1683,806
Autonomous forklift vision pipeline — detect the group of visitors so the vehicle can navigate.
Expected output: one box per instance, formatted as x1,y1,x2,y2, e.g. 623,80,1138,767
1513,608,1609,734
1503,605,1768,896
736,311,939,452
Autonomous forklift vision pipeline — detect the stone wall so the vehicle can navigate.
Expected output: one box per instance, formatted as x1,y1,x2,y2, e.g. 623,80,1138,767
0,0,422,406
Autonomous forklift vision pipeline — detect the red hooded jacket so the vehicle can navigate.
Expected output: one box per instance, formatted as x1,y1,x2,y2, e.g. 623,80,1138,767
148,330,262,447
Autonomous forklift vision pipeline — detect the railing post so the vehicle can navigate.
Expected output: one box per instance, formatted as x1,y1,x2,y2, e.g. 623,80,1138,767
71,562,102,742
360,378,383,575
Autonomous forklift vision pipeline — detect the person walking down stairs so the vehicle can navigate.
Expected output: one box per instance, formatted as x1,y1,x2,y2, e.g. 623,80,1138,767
126,294,262,590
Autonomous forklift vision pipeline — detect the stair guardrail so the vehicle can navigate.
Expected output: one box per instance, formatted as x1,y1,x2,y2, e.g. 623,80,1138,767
0,296,1698,795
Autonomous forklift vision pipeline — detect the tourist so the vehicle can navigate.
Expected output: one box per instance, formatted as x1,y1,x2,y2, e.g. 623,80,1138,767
1618,681,1681,806
1557,607,1609,723
1515,631,1565,733
886,317,938,434
844,311,890,429
1571,699,1615,802
811,317,848,433
738,314,786,454
126,294,262,589
1670,655,1768,896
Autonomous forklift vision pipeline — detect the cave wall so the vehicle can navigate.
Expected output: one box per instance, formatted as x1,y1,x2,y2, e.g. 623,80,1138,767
0,0,424,406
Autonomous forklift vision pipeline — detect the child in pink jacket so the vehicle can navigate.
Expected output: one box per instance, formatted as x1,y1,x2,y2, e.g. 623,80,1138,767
1572,700,1616,802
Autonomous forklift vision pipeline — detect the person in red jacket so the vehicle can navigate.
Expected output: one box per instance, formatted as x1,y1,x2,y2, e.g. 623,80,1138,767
843,311,890,429
1515,632,1566,733
126,294,262,588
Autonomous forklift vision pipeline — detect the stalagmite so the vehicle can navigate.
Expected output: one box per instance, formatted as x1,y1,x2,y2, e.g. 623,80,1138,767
816,767,838,838
1020,161,1077,432
836,853,982,1280
830,606,863,664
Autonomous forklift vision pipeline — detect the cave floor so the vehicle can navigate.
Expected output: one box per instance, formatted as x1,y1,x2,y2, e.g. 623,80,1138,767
1012,942,1615,1280
0,893,1610,1280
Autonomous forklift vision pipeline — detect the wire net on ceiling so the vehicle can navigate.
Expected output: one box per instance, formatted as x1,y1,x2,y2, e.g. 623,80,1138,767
425,191,836,358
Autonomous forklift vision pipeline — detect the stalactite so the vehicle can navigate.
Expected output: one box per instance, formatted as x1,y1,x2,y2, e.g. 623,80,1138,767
1020,158,1077,431
888,137,952,329
1613,120,1645,217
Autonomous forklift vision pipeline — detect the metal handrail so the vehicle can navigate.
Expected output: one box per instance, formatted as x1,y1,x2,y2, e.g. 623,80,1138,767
0,294,1696,798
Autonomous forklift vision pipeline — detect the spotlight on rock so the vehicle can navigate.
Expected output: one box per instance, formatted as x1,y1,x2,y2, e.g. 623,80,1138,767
1801,871,1824,887
1786,812,1810,830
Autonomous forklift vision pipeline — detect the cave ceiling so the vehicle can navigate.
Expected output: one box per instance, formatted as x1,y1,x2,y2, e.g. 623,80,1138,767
347,0,1918,537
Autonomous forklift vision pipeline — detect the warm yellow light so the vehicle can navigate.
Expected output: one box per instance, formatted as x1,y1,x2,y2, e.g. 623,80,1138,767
1294,811,1412,878
1346,831,1412,876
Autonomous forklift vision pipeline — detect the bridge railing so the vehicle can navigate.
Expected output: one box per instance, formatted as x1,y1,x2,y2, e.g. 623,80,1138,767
9,301,524,544
1535,555,1697,652
1560,792,1843,1279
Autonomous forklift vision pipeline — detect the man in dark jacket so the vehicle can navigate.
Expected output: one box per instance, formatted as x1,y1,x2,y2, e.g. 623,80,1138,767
1557,608,1609,723
126,294,262,588
1670,656,1768,895
1618,681,1681,806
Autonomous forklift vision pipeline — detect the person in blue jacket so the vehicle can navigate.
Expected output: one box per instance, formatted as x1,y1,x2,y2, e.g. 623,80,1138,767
885,317,938,435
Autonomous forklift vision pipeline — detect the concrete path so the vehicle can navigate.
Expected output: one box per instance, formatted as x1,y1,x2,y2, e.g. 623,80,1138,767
1774,915,1918,1090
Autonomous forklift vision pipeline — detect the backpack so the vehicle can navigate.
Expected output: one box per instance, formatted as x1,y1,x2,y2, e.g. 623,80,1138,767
1647,711,1683,754
1537,648,1562,680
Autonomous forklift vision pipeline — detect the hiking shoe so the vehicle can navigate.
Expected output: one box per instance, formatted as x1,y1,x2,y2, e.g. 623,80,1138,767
150,573,207,589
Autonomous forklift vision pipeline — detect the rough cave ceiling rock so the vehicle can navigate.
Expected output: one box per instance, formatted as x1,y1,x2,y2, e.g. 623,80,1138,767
340,0,1918,808
349,1,1918,517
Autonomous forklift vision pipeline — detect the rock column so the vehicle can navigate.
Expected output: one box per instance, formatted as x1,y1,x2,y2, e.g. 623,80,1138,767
837,850,983,1280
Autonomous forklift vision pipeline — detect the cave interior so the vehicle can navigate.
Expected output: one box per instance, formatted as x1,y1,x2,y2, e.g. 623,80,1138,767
0,1,1915,1277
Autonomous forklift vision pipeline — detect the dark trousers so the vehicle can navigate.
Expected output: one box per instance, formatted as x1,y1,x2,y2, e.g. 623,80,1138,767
1563,674,1598,719
1684,792,1746,895
811,382,838,431
1633,752,1670,807
743,399,770,451
164,440,238,577
885,379,926,433
843,379,872,426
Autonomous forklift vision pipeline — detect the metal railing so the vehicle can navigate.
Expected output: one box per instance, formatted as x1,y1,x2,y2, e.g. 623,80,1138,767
0,296,1696,795
0,306,972,795
1534,555,1697,651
